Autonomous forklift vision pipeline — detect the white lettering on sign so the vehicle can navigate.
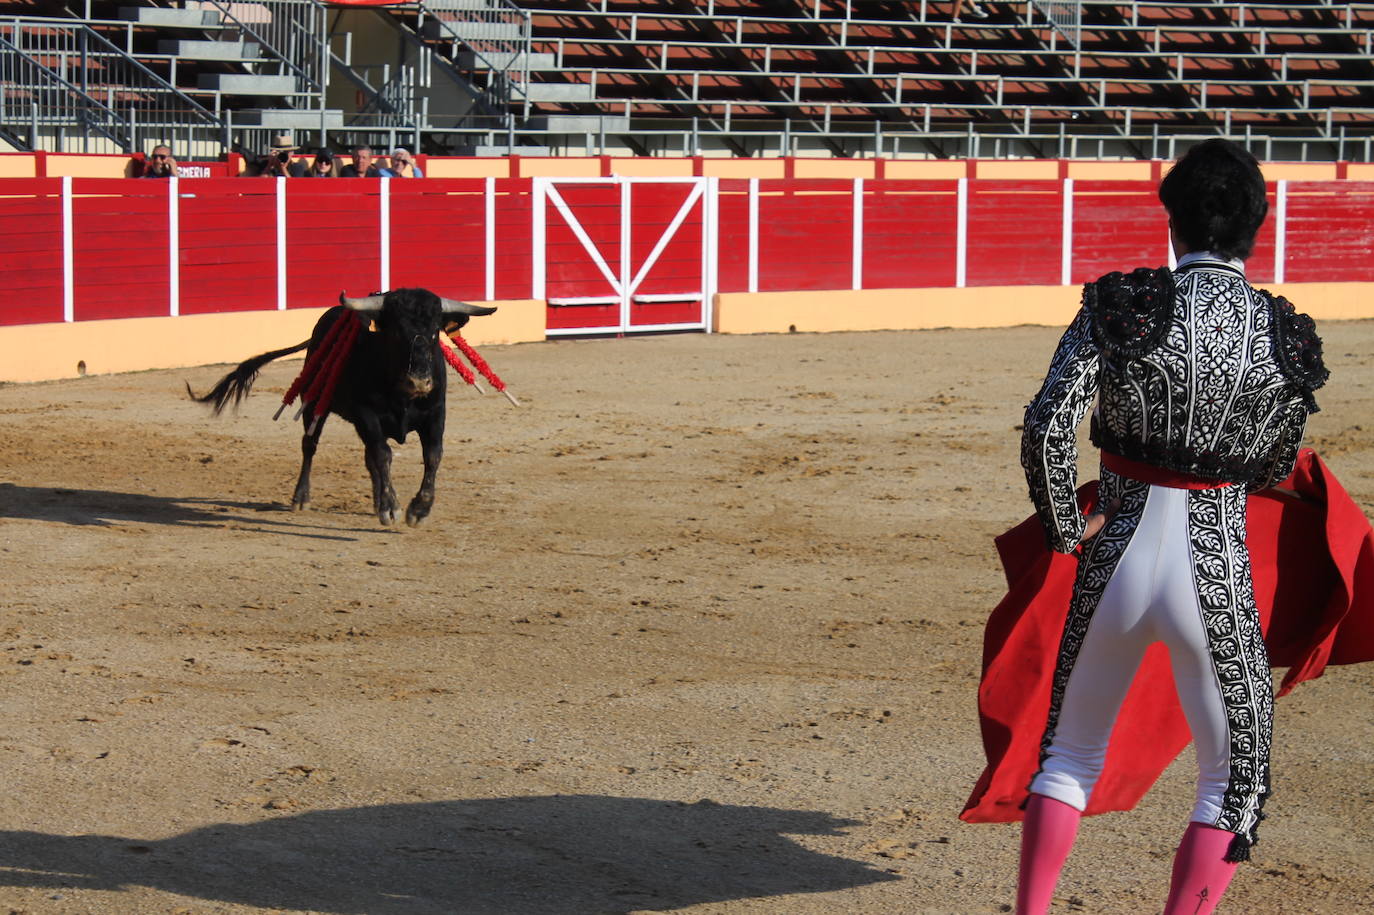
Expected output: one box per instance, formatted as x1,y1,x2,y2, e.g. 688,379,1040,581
180,165,212,178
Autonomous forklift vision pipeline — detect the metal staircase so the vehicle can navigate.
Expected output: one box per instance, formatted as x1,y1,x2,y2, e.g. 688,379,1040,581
0,13,225,154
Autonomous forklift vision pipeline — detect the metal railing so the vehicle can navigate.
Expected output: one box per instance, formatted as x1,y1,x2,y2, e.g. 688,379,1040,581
0,17,225,155
415,0,531,121
1032,1,1084,48
322,110,1364,163
188,0,328,101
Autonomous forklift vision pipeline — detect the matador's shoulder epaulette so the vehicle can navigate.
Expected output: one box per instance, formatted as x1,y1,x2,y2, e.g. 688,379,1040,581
1083,266,1175,359
1260,289,1329,411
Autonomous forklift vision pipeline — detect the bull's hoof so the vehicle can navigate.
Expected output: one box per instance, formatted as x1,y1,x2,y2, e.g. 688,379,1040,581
405,499,431,527
378,508,397,526
291,499,309,512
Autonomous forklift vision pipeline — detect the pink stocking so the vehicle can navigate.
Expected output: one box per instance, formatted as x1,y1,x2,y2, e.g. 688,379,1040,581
1016,794,1082,915
1162,822,1240,915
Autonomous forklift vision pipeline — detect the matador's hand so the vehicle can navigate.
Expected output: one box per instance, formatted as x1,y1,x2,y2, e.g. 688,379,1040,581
1079,498,1121,545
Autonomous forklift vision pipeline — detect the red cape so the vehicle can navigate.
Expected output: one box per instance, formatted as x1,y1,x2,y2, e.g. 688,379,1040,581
962,449,1374,824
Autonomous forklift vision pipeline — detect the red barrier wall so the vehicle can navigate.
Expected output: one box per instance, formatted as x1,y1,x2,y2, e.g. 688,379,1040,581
0,179,64,326
863,181,960,290
4,176,1373,333
180,180,277,314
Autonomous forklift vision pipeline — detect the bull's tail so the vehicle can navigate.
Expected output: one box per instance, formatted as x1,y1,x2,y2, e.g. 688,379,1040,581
187,340,310,415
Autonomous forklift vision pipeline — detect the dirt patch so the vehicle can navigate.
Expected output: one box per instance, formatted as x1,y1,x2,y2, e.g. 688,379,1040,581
1,323,1372,913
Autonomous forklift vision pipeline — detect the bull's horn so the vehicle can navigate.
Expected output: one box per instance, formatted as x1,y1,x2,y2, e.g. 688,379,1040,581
439,297,497,316
339,292,385,311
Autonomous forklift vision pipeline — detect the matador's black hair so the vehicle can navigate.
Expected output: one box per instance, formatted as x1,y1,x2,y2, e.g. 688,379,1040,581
1158,138,1268,261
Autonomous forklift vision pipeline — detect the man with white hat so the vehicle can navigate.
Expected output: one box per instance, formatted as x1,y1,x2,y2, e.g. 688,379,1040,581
259,133,304,177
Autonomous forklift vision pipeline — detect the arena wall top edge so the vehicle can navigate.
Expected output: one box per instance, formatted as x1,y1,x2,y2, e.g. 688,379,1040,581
1,152,1365,182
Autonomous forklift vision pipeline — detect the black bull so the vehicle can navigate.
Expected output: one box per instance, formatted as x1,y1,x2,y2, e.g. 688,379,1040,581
190,288,496,526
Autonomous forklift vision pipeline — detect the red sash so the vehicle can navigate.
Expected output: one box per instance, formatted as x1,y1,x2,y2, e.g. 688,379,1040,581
1100,451,1231,490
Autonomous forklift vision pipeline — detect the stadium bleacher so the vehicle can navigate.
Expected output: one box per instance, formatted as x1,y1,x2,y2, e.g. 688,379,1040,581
1,0,1373,160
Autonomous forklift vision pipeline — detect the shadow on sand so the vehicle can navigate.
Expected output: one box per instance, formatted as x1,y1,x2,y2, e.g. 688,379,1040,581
0,482,375,540
0,795,898,913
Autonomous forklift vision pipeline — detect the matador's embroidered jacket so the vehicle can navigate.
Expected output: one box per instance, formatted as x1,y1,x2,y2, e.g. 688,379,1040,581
1019,255,1328,858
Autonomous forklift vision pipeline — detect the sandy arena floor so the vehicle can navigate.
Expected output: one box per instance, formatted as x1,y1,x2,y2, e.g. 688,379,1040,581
1,322,1372,914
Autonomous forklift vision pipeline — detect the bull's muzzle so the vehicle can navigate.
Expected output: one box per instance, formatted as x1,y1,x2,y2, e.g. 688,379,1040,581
403,374,435,397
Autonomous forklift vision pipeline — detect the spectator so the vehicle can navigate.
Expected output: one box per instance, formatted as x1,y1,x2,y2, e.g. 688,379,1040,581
953,0,989,20
389,146,424,178
302,148,337,178
340,145,382,178
141,144,179,178
258,134,305,178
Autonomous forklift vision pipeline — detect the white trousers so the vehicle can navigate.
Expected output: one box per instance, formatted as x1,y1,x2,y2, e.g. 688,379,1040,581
1030,483,1232,824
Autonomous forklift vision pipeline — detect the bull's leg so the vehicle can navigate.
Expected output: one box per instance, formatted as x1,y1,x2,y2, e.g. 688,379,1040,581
291,412,327,511
363,438,399,525
405,420,444,527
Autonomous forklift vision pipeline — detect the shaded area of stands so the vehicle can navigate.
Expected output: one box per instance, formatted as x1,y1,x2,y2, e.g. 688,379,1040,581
473,0,1374,158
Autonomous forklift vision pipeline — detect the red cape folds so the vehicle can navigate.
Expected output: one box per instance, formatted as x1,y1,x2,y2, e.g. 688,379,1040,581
962,449,1374,824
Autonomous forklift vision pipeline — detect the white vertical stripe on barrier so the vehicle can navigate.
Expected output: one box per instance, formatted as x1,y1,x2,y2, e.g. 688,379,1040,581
1060,178,1074,287
1275,180,1288,284
276,177,287,310
61,176,73,322
956,177,968,288
748,177,759,294
168,177,180,317
379,178,391,292
532,178,546,300
705,176,719,332
484,176,496,301
620,180,632,331
852,178,864,291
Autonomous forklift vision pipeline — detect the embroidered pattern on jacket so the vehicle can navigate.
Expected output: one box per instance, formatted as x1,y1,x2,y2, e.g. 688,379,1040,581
1021,263,1316,852
1086,266,1175,358
1189,484,1273,858
1262,288,1329,414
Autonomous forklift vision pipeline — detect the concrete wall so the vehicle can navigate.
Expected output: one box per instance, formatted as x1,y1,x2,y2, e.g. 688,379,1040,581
0,300,545,384
712,282,1374,335
5,284,1367,385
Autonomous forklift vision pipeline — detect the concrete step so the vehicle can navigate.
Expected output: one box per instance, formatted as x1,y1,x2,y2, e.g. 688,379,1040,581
522,81,595,103
526,113,630,133
231,108,345,129
427,0,510,10
198,73,301,95
120,7,222,28
453,144,551,156
454,50,556,71
423,18,525,42
159,39,262,62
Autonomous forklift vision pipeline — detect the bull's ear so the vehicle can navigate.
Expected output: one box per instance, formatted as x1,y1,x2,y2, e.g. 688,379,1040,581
439,297,497,317
442,315,470,334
